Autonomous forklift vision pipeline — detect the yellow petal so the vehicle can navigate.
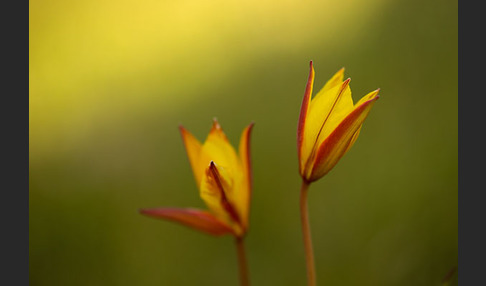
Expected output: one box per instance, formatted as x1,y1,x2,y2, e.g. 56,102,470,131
179,125,204,185
308,91,380,181
200,119,239,176
356,88,381,106
313,67,345,100
315,79,355,146
236,123,254,229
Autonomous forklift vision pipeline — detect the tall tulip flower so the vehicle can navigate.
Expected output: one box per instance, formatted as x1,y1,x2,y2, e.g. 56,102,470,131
140,119,254,286
297,61,380,286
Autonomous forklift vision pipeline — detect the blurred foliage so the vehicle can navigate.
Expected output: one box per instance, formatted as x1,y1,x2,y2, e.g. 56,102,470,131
30,0,457,285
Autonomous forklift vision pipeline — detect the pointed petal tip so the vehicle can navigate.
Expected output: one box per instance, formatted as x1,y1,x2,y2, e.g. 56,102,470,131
307,61,315,75
371,89,381,99
178,124,191,136
243,122,255,137
178,125,192,141
342,78,351,89
211,117,222,130
364,93,380,104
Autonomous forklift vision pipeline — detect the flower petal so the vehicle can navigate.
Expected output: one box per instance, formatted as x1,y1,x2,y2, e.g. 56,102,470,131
341,88,381,154
200,161,244,235
313,67,345,101
313,78,353,141
297,61,315,173
344,126,362,154
237,122,254,229
179,125,204,185
302,78,354,177
201,119,239,175
139,207,234,236
356,88,381,106
308,90,380,181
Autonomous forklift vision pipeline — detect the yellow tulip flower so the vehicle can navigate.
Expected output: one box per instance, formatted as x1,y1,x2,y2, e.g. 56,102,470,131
297,61,380,286
297,61,380,182
140,119,253,236
140,119,254,286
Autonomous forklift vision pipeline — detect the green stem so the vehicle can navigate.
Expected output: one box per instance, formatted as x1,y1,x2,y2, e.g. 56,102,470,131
300,179,316,286
235,236,250,286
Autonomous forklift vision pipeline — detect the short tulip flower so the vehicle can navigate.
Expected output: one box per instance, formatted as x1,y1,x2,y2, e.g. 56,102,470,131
140,119,254,286
296,61,380,286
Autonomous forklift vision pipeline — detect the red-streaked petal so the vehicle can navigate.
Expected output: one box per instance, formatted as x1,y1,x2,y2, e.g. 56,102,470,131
302,78,351,179
309,93,380,181
297,61,315,174
199,161,244,236
207,161,242,226
238,122,254,229
139,207,234,236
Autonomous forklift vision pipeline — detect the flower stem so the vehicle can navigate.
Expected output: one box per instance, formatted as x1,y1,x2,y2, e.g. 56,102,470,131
235,236,250,286
300,179,316,286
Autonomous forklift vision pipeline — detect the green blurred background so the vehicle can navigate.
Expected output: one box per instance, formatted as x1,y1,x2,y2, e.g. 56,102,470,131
29,0,457,285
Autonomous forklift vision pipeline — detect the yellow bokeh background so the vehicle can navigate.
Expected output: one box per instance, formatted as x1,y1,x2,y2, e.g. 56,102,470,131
30,0,388,159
